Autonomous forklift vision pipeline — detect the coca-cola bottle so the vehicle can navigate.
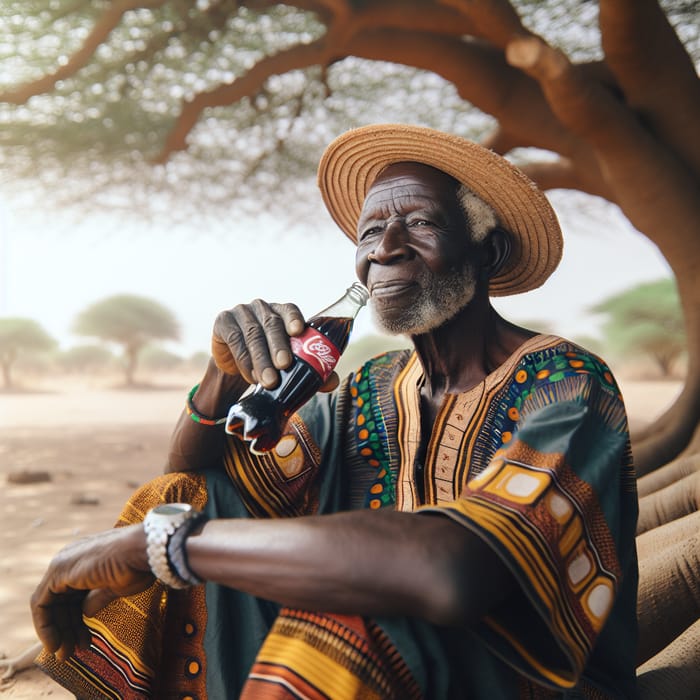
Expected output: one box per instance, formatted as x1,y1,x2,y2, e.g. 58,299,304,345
225,282,369,453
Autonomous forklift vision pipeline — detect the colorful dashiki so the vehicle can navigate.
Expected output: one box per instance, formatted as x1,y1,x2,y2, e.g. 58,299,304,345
37,335,639,698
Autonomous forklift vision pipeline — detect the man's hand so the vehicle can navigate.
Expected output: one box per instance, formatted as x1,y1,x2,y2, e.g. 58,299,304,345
30,524,153,662
211,299,338,392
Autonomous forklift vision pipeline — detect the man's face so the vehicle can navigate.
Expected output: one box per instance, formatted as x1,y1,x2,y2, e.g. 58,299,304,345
355,162,481,335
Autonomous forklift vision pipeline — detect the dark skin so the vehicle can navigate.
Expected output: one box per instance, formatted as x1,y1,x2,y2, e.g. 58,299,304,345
32,163,527,663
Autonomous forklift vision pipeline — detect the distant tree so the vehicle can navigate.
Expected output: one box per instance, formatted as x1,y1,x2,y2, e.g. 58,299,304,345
0,317,56,388
590,278,685,378
186,351,211,374
57,344,115,375
4,1,699,471
569,335,607,359
140,344,184,372
73,294,180,386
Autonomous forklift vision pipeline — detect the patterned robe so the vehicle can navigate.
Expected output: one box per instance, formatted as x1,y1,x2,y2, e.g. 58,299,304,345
37,335,639,699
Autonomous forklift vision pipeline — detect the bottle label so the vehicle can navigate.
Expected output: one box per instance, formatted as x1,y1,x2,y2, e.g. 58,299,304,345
290,327,340,381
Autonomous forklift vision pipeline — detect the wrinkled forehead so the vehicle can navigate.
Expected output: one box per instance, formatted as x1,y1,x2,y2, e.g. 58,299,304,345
361,161,461,211
369,161,459,194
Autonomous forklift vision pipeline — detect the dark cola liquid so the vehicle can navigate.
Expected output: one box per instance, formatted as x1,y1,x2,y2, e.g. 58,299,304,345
226,315,353,453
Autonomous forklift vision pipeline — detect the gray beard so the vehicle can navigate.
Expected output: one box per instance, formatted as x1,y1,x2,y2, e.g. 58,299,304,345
371,262,477,336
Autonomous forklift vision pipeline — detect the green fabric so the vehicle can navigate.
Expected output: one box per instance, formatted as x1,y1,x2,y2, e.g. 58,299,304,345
200,336,638,698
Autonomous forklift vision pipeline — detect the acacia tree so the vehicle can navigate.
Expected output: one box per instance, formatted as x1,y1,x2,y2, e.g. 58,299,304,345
0,317,56,389
73,294,180,386
1,0,699,474
592,278,686,378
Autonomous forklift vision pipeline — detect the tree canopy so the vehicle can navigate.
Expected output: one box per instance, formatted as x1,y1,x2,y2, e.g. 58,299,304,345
73,293,179,385
1,1,697,219
0,317,56,388
3,1,700,472
591,278,686,377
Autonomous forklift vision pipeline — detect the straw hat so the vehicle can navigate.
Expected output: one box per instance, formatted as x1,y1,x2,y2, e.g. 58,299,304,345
317,123,563,296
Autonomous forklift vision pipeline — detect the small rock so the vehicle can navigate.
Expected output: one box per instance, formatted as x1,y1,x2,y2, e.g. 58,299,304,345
7,470,51,484
70,494,101,506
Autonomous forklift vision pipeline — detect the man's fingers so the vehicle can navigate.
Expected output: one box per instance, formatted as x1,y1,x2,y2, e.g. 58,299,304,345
212,301,306,389
320,371,340,393
83,588,121,618
272,302,305,339
30,584,63,655
45,592,85,661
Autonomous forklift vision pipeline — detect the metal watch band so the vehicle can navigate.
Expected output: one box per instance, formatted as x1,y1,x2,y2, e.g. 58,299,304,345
143,503,203,589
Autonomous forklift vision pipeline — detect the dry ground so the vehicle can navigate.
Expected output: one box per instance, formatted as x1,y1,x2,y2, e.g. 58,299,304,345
0,375,683,698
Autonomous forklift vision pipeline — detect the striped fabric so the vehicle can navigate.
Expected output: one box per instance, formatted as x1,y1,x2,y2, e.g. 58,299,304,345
35,335,638,698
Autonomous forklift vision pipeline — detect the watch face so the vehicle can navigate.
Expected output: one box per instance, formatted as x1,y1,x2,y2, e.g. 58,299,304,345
154,503,192,516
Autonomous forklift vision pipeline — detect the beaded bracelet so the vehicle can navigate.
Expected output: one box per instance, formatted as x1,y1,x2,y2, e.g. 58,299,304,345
186,384,228,426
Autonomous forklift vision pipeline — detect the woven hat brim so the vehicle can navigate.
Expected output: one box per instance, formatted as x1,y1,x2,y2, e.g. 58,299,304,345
317,124,563,296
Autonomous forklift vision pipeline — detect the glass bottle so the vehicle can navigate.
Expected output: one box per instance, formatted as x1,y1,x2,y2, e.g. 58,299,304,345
225,282,369,453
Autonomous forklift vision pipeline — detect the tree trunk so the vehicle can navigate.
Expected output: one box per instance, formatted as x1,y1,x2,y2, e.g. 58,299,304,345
124,346,139,387
637,471,700,534
636,514,700,665
1,359,11,389
637,618,700,698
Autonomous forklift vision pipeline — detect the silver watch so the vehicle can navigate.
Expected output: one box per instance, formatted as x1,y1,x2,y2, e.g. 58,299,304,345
143,503,201,589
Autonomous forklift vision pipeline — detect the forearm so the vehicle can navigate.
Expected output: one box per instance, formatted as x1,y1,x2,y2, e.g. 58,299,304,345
186,510,514,627
165,358,249,472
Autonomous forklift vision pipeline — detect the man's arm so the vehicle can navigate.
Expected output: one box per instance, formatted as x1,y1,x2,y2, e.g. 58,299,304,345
165,358,249,472
165,299,338,472
31,509,515,662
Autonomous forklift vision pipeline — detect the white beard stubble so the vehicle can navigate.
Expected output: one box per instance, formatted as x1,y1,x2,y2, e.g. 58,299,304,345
371,260,478,336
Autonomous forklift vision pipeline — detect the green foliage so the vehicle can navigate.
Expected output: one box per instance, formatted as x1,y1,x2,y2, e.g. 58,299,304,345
0,316,56,352
589,278,686,376
73,293,179,345
57,343,115,373
73,293,179,385
3,1,693,220
0,316,56,387
139,344,184,371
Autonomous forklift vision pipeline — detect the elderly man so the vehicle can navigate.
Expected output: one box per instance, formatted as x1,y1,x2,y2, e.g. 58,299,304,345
32,124,638,699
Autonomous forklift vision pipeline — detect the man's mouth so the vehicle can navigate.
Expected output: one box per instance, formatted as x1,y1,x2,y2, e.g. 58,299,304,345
369,280,417,298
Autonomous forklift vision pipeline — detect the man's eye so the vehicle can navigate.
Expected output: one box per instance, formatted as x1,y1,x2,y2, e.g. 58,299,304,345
360,227,381,240
410,219,431,227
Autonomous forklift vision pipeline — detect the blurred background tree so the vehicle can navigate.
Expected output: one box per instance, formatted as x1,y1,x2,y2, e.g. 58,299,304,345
72,293,180,386
0,317,56,389
55,343,116,375
1,0,699,472
139,343,184,372
591,278,686,378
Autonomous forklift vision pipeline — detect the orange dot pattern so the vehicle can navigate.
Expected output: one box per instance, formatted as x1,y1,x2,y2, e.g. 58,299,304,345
494,348,621,456
350,362,395,509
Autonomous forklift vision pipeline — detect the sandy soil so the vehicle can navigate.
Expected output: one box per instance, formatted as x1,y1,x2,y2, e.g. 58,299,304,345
0,376,683,697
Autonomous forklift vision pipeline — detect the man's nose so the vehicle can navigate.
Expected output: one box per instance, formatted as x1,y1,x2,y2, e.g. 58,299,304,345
370,218,410,263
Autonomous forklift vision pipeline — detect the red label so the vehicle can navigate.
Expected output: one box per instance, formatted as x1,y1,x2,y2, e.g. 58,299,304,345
290,327,341,381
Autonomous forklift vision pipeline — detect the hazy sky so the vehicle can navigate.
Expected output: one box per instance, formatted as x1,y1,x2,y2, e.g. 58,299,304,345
0,188,671,356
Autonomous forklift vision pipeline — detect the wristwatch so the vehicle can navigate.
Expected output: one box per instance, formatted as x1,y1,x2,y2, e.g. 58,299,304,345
143,503,205,589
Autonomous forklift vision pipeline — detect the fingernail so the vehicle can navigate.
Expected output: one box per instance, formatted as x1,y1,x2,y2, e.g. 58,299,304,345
289,319,304,335
276,350,292,367
261,368,277,386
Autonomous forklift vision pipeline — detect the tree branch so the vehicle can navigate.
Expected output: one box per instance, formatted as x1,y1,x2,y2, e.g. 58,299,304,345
153,38,333,162
436,0,530,48
0,0,168,104
506,35,700,236
599,0,700,179
517,158,613,201
346,29,581,159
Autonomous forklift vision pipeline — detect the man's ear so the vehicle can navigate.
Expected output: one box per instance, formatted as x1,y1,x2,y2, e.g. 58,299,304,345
482,226,512,279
